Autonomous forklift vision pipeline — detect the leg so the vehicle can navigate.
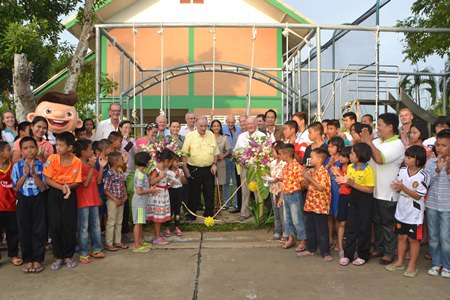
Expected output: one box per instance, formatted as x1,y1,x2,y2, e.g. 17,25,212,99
47,188,63,259
187,165,201,219
240,168,251,218
114,204,124,245
344,197,358,260
31,193,47,263
202,168,215,217
88,206,103,253
4,212,20,261
372,199,384,256
281,194,295,247
271,194,282,237
378,200,397,261
16,195,33,263
304,211,317,252
406,238,420,274
223,158,232,208
62,192,78,259
105,200,117,246
337,221,346,254
133,224,143,248
121,199,130,235
235,164,242,210
440,211,450,270
77,207,89,257
316,213,331,258
356,194,374,261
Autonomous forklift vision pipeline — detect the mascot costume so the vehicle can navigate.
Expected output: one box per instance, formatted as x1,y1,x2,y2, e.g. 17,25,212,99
27,92,83,143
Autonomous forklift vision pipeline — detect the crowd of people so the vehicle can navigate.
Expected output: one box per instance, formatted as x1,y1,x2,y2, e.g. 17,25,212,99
0,102,449,279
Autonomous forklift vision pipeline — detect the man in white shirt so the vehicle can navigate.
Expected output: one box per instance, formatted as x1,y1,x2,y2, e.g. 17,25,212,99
234,116,266,221
399,107,414,147
342,111,357,141
156,115,170,137
180,112,196,137
92,103,122,141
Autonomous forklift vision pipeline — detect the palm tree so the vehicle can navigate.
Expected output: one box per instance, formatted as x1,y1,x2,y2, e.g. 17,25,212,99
438,59,450,103
399,67,438,108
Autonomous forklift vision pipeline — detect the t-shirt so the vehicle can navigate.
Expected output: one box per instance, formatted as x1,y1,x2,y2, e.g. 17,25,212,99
347,163,376,187
281,160,303,194
76,164,101,208
302,143,328,168
394,167,429,225
304,166,331,214
369,136,405,201
424,158,450,212
43,154,82,185
104,169,127,200
12,159,46,197
0,163,16,211
338,164,351,195
95,158,110,201
167,169,184,189
132,169,150,208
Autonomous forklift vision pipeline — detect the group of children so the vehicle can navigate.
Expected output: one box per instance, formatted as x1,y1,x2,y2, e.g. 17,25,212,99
268,116,450,278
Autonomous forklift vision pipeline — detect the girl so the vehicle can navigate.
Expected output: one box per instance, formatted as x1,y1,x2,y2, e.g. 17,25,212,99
169,120,184,150
148,148,174,245
164,154,187,237
386,145,428,277
331,146,352,258
136,123,158,150
210,120,231,207
268,141,286,242
326,136,345,251
409,122,433,160
336,143,375,266
1,111,18,147
83,118,96,139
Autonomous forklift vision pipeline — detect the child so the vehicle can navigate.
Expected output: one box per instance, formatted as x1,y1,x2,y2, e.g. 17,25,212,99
96,139,113,231
386,145,429,277
424,129,450,278
132,152,158,252
15,121,31,141
277,143,306,252
103,151,128,251
13,137,47,273
302,122,328,168
283,120,302,163
298,148,333,262
268,141,287,241
409,122,433,158
74,127,87,140
75,139,107,263
148,148,174,245
336,143,375,266
327,119,351,145
43,132,82,270
165,154,187,237
331,146,352,257
0,141,22,267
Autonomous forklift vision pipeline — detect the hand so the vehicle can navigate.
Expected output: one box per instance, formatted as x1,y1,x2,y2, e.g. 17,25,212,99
149,187,159,195
159,170,167,178
29,160,36,176
301,168,310,180
23,162,30,175
88,156,97,167
211,164,217,175
335,174,348,185
360,128,372,143
277,199,283,208
391,179,403,192
63,184,71,199
99,156,108,168
330,166,340,176
115,199,122,207
217,155,223,161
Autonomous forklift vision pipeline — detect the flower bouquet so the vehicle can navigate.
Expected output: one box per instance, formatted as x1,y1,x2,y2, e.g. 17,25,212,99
140,135,184,173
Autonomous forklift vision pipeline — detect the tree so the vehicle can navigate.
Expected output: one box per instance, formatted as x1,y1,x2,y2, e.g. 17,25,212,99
399,67,437,108
397,0,450,64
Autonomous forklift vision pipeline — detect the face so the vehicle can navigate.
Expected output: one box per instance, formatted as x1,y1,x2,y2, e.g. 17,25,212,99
28,101,82,134
112,155,125,168
376,119,393,140
103,146,113,157
265,112,276,126
361,116,372,126
350,126,361,142
84,120,94,132
163,158,173,169
349,148,358,164
328,143,338,156
283,125,295,139
343,116,354,130
272,148,279,159
20,126,31,138
21,141,38,160
1,144,11,159
309,152,322,167
185,113,196,127
226,115,236,130
246,117,257,134
322,122,329,135
55,140,71,155
408,126,421,144
308,127,319,140
2,112,15,127
156,116,167,132
82,144,94,158
32,121,48,139
211,121,221,134
339,154,349,164
256,117,265,131
150,128,158,138
435,137,450,158
120,123,132,137
196,119,208,135
278,149,288,162
172,159,180,169
435,123,450,134
76,130,87,140
109,104,121,121
399,109,413,126
240,116,248,131
170,122,181,136
327,125,339,139
292,116,305,130
403,155,417,168
112,137,123,150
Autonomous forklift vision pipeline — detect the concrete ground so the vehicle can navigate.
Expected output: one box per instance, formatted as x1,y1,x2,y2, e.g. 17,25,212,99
0,229,449,300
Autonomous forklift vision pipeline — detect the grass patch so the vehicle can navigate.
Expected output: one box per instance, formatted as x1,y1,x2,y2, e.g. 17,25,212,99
142,222,273,233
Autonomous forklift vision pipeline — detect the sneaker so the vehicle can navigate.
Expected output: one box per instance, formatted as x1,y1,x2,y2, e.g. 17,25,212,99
428,266,441,276
175,227,182,236
441,268,450,278
164,228,171,237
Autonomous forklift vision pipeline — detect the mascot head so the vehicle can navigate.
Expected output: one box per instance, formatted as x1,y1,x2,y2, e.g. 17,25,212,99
27,91,83,134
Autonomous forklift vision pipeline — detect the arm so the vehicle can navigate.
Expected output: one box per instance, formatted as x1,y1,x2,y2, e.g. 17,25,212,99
45,176,65,191
13,164,28,192
150,170,166,185
12,151,22,164
28,161,46,191
104,190,120,204
392,180,421,201
135,186,158,196
347,178,374,194
360,128,383,164
83,167,95,188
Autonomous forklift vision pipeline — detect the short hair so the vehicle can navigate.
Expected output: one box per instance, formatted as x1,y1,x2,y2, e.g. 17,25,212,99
352,142,372,163
278,142,295,158
74,138,92,158
83,118,95,130
265,109,277,120
284,120,298,133
410,121,429,141
272,140,284,154
378,113,399,135
292,112,308,125
74,127,86,136
38,91,77,106
328,119,340,129
436,129,450,140
362,114,374,123
322,119,331,125
210,119,224,135
433,116,450,131
353,122,373,135
119,120,132,128
329,136,345,153
108,151,122,164
0,141,9,152
343,112,357,122
311,148,328,162
170,120,181,126
135,151,151,167
256,114,265,121
308,121,324,135
405,145,427,168
109,103,121,110
92,141,100,153
108,131,123,142
157,148,174,161
340,146,352,160
17,121,31,134
20,136,38,149
98,139,112,152
400,107,413,114
56,131,76,147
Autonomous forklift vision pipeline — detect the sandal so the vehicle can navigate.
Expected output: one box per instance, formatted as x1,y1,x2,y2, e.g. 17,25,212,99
64,258,78,269
10,256,23,266
22,262,34,274
339,257,350,266
352,257,366,266
33,262,44,273
295,245,306,252
51,260,64,271
152,237,170,245
324,255,334,262
132,246,150,253
403,269,418,278
385,264,406,272
114,243,129,249
281,242,296,249
104,245,119,252
79,256,93,264
175,227,182,236
296,251,317,258
90,251,106,259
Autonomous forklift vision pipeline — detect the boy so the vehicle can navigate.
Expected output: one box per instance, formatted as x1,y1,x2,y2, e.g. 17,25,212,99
43,131,82,270
13,137,47,273
298,148,333,262
75,127,87,140
302,122,328,168
96,139,113,231
103,151,128,251
327,119,351,145
425,129,450,278
0,141,22,267
283,120,303,163
278,143,307,252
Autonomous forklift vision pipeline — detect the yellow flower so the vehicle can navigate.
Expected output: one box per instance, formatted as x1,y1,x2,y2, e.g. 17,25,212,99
204,217,215,227
248,181,258,192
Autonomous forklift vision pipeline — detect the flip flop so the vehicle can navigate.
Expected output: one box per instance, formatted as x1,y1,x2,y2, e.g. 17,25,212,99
385,264,406,272
132,246,150,253
296,251,317,258
352,258,366,266
281,242,296,249
51,260,64,271
403,269,418,278
114,243,129,249
89,252,106,259
22,263,34,274
10,257,23,266
64,259,78,269
295,245,306,252
33,262,44,274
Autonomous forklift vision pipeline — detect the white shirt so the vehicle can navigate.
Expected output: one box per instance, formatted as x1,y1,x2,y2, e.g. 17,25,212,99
92,118,120,141
296,129,312,145
180,125,195,137
369,136,405,201
234,130,266,152
394,167,429,224
423,136,436,150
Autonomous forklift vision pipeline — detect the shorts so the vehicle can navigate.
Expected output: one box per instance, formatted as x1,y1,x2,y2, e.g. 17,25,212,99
336,194,350,222
393,220,422,240
132,207,147,224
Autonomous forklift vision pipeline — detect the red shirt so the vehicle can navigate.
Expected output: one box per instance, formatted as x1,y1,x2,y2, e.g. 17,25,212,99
76,164,101,208
339,164,351,195
0,162,16,211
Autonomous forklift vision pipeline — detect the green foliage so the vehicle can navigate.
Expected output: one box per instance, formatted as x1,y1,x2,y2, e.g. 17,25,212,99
246,165,270,200
397,0,450,63
399,67,438,107
250,198,274,227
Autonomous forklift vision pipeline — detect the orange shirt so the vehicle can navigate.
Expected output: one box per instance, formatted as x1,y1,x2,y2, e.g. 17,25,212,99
281,160,304,194
43,154,82,185
304,166,331,214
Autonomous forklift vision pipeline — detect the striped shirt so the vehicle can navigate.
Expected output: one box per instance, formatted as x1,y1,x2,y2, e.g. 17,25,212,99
12,159,46,197
425,158,450,211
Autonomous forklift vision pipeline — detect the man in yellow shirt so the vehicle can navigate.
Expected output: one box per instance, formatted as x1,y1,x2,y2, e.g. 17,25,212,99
182,117,219,220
